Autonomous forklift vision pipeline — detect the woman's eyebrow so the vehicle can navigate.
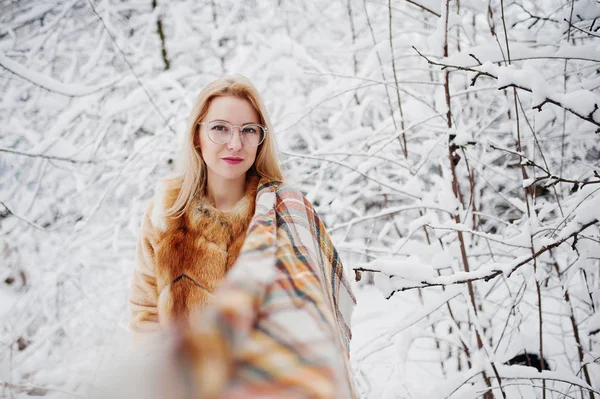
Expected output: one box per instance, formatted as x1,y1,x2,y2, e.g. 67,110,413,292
211,118,260,125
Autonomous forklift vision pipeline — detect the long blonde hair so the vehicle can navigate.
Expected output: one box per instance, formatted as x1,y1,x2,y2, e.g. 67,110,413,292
166,75,284,217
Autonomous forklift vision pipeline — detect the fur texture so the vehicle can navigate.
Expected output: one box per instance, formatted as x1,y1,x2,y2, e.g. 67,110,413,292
130,174,259,331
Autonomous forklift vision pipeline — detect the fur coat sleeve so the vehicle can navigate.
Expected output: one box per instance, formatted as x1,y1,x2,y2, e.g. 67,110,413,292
129,200,161,334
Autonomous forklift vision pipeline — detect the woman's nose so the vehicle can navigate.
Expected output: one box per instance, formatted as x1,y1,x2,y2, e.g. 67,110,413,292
227,129,243,151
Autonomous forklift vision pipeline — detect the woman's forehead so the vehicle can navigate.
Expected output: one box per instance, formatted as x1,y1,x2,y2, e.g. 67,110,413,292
206,96,260,123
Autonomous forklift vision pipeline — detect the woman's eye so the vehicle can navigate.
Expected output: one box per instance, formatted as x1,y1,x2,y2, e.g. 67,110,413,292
242,127,257,134
212,124,228,131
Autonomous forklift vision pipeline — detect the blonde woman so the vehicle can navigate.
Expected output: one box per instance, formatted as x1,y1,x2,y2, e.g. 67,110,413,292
129,75,357,398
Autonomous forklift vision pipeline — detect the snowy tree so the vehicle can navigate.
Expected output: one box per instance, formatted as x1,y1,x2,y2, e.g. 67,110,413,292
1,0,599,398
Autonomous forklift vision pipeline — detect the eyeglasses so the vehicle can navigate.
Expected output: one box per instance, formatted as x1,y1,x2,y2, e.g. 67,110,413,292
198,120,267,147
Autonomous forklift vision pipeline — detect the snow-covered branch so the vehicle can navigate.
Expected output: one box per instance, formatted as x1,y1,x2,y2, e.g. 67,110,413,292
354,220,598,294
413,46,600,131
0,52,122,97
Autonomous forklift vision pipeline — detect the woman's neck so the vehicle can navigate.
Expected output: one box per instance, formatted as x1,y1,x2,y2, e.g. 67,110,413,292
205,173,246,212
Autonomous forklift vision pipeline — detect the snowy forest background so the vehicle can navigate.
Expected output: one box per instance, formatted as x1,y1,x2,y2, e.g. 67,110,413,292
1,0,600,398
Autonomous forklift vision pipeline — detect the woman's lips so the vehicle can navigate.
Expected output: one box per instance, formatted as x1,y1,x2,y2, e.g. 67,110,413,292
222,157,243,165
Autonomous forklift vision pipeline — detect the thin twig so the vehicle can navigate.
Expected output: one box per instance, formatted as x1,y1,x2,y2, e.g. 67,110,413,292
511,3,560,28
346,0,360,105
281,151,421,199
363,0,400,136
499,2,546,392
0,201,47,231
0,148,97,164
489,145,600,188
405,0,441,17
513,93,565,216
85,0,176,134
564,18,600,38
552,258,596,399
389,0,408,157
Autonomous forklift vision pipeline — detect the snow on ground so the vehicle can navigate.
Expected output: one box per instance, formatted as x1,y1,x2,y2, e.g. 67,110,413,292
351,284,443,398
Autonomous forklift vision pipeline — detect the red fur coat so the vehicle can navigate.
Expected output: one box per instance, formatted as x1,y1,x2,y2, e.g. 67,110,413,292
129,175,259,332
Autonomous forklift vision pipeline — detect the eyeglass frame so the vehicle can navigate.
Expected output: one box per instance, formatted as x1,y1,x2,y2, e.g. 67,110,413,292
197,120,268,147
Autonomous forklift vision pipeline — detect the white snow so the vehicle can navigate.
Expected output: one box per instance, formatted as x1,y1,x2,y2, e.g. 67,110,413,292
2,1,599,398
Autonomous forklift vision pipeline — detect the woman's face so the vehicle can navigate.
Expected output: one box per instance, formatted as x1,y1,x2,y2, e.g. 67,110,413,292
198,96,260,185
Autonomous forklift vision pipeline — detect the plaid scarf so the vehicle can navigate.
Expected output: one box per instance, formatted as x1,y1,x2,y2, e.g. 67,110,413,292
181,178,357,398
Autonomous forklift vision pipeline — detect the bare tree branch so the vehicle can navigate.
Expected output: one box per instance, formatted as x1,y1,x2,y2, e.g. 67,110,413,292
405,0,441,17
0,201,47,231
511,3,560,29
0,148,97,164
564,18,600,38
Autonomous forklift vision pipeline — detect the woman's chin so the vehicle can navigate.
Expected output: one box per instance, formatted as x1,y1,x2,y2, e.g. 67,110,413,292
212,168,249,182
